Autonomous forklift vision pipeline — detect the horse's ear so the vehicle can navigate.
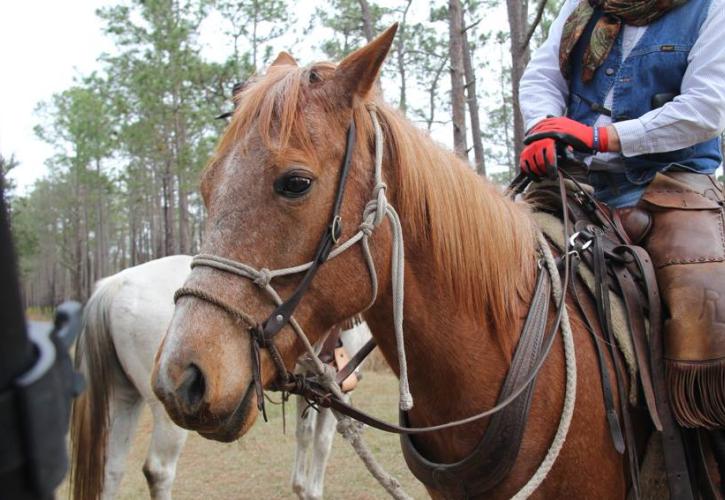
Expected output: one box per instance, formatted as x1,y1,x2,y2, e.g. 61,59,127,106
270,51,298,67
335,23,398,101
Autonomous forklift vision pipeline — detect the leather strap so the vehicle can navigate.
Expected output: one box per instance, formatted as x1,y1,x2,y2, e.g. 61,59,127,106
592,231,642,498
523,166,697,499
399,268,551,497
260,122,357,342
319,326,342,365
610,261,662,431
250,121,357,417
335,338,376,386
621,246,694,500
691,430,722,500
569,266,626,454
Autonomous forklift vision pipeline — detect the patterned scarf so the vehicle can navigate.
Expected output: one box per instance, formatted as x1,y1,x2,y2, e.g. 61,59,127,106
560,0,689,82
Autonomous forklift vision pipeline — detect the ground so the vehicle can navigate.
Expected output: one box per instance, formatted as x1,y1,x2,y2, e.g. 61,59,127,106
60,371,427,499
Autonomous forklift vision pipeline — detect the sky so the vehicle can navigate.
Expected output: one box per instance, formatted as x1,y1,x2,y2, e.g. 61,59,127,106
0,1,510,194
0,1,116,192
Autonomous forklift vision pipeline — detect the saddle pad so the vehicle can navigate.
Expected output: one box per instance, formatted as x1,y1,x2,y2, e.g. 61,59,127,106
532,210,639,404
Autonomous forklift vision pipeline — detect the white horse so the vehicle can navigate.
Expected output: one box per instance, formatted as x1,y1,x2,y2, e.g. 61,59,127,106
291,319,371,500
70,255,371,500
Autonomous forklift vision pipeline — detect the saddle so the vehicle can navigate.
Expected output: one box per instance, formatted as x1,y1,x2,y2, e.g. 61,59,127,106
525,172,723,499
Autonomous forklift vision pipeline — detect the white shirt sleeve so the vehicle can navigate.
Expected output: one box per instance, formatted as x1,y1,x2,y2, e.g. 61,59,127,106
518,0,580,133
614,0,725,157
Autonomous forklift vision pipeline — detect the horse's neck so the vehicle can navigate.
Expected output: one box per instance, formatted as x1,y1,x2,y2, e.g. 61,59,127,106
366,158,536,463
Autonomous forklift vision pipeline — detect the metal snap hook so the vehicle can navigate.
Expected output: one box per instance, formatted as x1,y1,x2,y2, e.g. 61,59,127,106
568,231,593,252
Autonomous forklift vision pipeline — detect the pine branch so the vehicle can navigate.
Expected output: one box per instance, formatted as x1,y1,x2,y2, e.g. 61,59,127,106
522,0,548,51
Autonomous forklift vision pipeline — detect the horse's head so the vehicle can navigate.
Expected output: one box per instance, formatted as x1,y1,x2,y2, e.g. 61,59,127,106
152,25,398,441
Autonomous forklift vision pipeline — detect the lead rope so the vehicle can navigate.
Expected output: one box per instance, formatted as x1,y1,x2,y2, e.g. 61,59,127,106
367,106,412,411
512,233,577,499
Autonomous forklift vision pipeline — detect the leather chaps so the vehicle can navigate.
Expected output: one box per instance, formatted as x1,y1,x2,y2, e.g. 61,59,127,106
617,171,725,429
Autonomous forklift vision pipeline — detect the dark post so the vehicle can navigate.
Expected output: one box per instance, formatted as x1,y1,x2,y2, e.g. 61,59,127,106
0,178,37,498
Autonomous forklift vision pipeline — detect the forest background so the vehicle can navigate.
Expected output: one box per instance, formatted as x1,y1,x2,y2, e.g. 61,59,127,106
0,0,626,307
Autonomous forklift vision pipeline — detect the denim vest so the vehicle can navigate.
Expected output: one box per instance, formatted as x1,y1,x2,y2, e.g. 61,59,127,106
566,0,721,207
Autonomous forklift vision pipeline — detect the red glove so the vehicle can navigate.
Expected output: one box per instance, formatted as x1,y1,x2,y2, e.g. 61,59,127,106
520,137,557,178
526,117,609,154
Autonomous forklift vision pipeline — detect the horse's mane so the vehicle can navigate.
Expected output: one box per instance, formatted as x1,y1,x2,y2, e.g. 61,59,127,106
364,105,537,344
204,62,537,351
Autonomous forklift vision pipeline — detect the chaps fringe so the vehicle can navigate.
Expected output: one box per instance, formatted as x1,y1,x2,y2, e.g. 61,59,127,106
666,359,725,429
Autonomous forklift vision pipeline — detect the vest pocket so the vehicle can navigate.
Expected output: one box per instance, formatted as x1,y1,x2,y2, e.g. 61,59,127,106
566,93,589,123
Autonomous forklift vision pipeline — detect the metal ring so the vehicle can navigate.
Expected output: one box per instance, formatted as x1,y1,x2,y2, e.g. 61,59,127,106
331,215,342,244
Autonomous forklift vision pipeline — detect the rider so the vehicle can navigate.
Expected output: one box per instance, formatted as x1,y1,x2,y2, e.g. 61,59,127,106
518,0,725,430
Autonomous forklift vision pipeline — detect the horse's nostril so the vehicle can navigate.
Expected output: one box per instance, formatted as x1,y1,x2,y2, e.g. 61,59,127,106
176,364,206,414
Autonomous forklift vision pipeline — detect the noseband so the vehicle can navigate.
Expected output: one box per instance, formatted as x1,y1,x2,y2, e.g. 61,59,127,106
174,105,413,418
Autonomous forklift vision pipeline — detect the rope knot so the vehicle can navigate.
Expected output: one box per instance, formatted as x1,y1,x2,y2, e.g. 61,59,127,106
253,268,272,288
359,221,375,237
336,416,364,441
319,363,337,387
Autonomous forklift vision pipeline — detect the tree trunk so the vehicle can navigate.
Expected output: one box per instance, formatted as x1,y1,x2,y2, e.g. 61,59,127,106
499,43,515,175
94,159,106,278
130,197,138,266
448,0,468,159
426,55,449,131
461,16,486,176
70,171,83,301
178,178,189,255
506,0,549,165
153,170,163,259
71,219,82,301
505,0,530,164
395,0,413,114
252,0,259,70
162,162,175,257
357,0,374,42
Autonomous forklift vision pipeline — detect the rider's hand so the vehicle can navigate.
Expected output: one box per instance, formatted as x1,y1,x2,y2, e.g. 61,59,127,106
520,137,557,178
525,117,609,154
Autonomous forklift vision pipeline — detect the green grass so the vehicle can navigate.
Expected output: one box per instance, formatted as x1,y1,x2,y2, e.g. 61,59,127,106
60,372,427,499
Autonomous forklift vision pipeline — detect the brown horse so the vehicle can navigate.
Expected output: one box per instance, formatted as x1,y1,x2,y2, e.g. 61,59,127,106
152,26,628,498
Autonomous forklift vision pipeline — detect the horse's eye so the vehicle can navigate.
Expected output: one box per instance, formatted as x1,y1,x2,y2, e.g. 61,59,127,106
274,173,313,198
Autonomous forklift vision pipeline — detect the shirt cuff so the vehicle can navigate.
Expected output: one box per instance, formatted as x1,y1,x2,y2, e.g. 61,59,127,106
612,119,648,157
525,116,551,134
